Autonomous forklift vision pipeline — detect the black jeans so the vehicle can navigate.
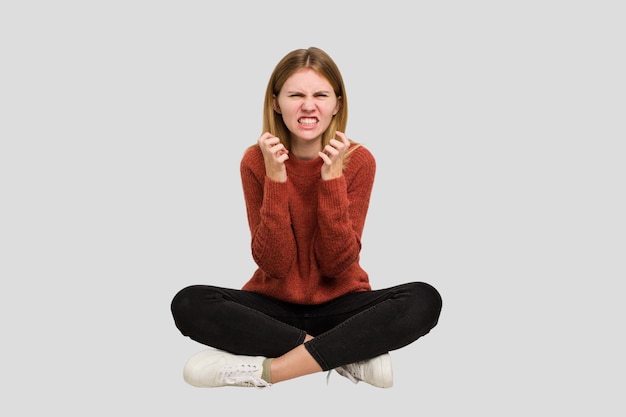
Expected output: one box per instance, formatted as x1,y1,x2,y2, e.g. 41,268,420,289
171,282,442,371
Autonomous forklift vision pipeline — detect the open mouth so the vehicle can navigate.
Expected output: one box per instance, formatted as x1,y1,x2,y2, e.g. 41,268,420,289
298,117,318,125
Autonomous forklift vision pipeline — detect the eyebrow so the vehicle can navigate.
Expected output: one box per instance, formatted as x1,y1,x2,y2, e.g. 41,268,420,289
284,89,333,94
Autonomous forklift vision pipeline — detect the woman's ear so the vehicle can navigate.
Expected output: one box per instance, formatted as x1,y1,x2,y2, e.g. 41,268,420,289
333,96,342,115
272,95,281,114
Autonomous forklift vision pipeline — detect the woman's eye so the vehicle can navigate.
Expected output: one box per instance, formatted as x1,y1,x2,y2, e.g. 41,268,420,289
287,93,329,98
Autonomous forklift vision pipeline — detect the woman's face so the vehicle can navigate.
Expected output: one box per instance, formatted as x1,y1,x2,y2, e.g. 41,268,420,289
273,68,340,145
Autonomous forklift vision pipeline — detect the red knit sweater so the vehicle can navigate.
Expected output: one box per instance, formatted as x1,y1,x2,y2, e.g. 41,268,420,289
239,144,376,304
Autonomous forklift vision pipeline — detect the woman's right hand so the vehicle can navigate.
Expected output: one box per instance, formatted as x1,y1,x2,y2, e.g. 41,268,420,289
258,132,289,182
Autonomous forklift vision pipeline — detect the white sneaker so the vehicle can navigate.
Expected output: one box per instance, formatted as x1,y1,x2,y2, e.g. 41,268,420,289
333,353,393,388
182,348,271,388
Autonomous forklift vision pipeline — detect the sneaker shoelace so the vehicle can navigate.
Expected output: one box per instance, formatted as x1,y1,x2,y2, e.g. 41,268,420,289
219,365,271,388
326,363,361,385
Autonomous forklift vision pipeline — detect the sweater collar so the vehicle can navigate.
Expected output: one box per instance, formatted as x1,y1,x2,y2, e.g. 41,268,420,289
285,155,323,178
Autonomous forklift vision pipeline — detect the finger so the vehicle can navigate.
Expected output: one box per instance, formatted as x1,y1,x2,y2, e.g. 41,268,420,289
258,132,274,145
328,138,344,150
260,137,283,156
318,151,331,164
322,144,339,159
271,142,285,152
334,131,351,146
264,137,280,148
277,152,289,163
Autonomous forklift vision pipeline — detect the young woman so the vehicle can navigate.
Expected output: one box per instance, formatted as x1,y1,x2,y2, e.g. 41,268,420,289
170,47,442,388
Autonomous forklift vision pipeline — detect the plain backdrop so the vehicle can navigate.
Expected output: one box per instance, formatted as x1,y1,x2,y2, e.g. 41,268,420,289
1,1,624,415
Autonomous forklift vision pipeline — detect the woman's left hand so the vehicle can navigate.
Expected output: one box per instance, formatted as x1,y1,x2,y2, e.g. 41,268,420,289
319,131,350,180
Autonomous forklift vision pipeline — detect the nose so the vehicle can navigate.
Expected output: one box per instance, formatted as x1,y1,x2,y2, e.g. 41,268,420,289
301,97,315,111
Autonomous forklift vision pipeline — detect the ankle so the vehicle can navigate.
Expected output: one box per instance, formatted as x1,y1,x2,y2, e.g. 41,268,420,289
261,358,272,383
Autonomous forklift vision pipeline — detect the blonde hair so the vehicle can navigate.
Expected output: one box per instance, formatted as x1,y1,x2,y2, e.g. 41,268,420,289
256,47,360,163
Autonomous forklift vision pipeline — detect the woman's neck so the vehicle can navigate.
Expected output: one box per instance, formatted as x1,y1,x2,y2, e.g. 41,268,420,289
290,137,322,161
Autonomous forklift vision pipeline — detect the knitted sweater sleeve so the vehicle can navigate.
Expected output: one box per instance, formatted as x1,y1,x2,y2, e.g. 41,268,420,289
240,147,296,278
314,146,376,277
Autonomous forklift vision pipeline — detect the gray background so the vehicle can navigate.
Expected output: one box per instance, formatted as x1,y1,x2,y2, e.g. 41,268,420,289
1,1,624,415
